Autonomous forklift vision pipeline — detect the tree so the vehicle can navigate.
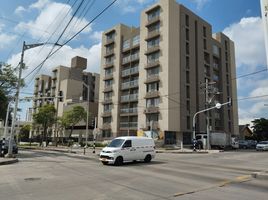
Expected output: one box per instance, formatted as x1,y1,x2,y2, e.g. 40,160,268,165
33,104,56,146
62,106,87,141
19,124,31,142
0,63,24,121
251,118,268,141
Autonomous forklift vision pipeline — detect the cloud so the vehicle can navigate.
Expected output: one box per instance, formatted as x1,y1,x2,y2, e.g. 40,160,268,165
223,17,266,69
90,31,103,43
15,1,91,42
116,0,154,14
249,79,268,97
0,33,17,49
14,6,27,15
191,0,210,10
29,0,50,10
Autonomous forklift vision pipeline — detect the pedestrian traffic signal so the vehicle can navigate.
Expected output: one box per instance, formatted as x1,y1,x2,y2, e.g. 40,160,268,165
91,119,95,128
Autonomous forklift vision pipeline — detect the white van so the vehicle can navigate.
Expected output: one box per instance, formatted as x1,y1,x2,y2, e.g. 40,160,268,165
99,136,156,165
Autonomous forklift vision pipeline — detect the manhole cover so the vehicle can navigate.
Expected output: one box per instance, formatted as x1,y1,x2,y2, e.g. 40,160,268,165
24,177,41,181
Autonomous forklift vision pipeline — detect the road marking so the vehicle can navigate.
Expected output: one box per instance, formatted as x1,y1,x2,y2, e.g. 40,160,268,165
174,175,252,197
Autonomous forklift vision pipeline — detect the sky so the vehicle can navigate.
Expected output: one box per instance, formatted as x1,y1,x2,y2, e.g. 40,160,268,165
0,0,267,128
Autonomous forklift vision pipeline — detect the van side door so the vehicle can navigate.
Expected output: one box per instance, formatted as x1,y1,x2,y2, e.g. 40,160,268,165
121,140,135,161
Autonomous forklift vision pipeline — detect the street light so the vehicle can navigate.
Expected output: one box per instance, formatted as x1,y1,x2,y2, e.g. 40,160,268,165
192,100,230,151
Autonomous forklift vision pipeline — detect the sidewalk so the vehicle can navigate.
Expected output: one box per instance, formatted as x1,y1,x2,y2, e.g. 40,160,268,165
0,157,19,165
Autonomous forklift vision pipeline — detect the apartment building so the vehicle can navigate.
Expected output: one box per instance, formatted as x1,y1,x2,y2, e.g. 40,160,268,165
98,0,239,144
33,56,100,140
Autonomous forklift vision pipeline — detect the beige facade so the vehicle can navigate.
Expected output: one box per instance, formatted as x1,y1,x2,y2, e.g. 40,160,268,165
32,56,100,139
98,0,239,144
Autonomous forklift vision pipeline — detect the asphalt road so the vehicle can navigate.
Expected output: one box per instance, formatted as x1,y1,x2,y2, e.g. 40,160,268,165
0,149,267,200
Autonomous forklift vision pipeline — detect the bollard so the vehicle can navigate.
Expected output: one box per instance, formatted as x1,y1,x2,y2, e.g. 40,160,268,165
83,146,86,155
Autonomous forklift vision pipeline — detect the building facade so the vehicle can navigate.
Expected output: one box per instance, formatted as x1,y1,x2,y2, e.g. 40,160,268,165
98,0,239,144
32,56,100,140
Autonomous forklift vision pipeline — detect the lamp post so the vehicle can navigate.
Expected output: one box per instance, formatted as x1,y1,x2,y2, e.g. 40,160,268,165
4,101,13,138
82,82,90,148
192,101,231,152
6,41,61,158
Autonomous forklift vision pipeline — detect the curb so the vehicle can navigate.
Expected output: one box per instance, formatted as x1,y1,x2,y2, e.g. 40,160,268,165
0,158,19,165
251,172,268,180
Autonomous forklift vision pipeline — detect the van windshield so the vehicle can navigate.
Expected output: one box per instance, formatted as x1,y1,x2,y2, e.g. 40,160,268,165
108,139,125,147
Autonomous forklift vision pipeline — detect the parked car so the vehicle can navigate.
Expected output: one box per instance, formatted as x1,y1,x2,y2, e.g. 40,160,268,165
99,136,156,165
238,140,257,149
256,141,268,151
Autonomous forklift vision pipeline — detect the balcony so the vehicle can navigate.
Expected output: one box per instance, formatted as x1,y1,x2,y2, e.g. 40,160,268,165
145,30,160,41
104,49,114,58
103,85,113,92
122,54,139,65
102,98,112,104
145,45,160,55
120,107,138,116
144,106,159,114
103,62,114,69
104,38,115,46
144,74,160,84
102,123,111,130
213,63,219,70
121,93,138,102
122,66,139,77
144,91,159,99
146,15,160,27
101,111,112,117
119,122,138,129
103,73,113,81
145,60,160,69
121,80,139,90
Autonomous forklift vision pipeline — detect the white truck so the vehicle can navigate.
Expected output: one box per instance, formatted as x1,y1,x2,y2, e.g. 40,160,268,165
196,132,238,149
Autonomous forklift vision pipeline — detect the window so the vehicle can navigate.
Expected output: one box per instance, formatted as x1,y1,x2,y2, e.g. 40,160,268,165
147,51,160,63
104,79,113,87
203,26,207,37
148,22,160,32
104,104,112,112
103,117,112,124
203,39,207,50
106,31,115,40
105,68,113,75
212,45,219,56
123,39,130,50
146,114,159,123
186,42,189,55
148,8,160,21
104,92,112,100
186,28,189,41
186,86,190,98
106,44,114,54
132,35,140,46
147,82,159,92
102,130,111,138
204,52,210,64
146,98,160,107
186,101,190,111
148,37,160,48
185,14,189,26
147,67,159,77
186,71,190,83
226,63,229,72
186,56,190,69
187,116,190,129
105,56,114,65
123,140,132,148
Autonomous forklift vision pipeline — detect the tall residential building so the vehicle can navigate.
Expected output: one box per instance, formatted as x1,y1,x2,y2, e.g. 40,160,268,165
98,0,239,144
33,56,100,140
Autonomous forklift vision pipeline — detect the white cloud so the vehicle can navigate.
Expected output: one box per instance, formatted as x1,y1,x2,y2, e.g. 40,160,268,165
117,0,153,14
14,6,27,15
249,79,268,97
90,31,103,43
15,1,91,42
191,0,210,10
7,43,101,79
0,33,17,49
29,0,50,10
223,17,266,69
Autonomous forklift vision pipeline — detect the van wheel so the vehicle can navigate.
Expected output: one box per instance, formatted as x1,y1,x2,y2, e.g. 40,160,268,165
114,156,123,166
144,154,152,163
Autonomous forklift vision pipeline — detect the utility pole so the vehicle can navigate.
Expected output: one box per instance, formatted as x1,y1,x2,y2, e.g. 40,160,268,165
205,79,210,150
6,41,61,157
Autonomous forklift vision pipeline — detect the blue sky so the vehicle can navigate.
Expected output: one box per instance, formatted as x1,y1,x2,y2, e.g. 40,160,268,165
0,0,267,127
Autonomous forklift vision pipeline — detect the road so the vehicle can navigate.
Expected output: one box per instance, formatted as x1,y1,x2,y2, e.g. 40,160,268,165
0,149,267,200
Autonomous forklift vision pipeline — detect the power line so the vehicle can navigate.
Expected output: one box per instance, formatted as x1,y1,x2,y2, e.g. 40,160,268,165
233,67,268,80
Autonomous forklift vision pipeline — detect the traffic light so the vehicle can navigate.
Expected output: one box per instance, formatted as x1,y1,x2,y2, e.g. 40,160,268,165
58,91,63,102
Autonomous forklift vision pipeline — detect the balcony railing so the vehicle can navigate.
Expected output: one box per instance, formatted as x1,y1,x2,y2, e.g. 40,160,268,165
121,93,138,102
119,122,138,128
121,80,139,89
145,60,160,69
145,29,160,41
122,54,139,65
144,106,159,114
122,66,139,77
120,107,138,114
145,74,160,83
146,15,160,27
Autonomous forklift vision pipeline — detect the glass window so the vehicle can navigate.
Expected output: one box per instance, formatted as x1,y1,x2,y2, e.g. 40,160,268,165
146,98,160,107
132,35,140,46
104,104,112,112
103,117,112,123
102,130,111,138
186,86,190,98
147,82,159,92
123,39,130,50
148,22,160,32
186,42,189,54
147,67,159,76
147,51,160,63
186,28,189,41
203,39,207,50
212,45,219,56
108,139,124,147
106,32,115,40
146,114,159,123
105,68,113,75
186,71,190,83
148,37,160,48
105,56,114,64
104,92,112,100
203,26,207,37
148,8,160,21
185,15,189,26
123,140,132,148
186,56,190,69
105,79,113,87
